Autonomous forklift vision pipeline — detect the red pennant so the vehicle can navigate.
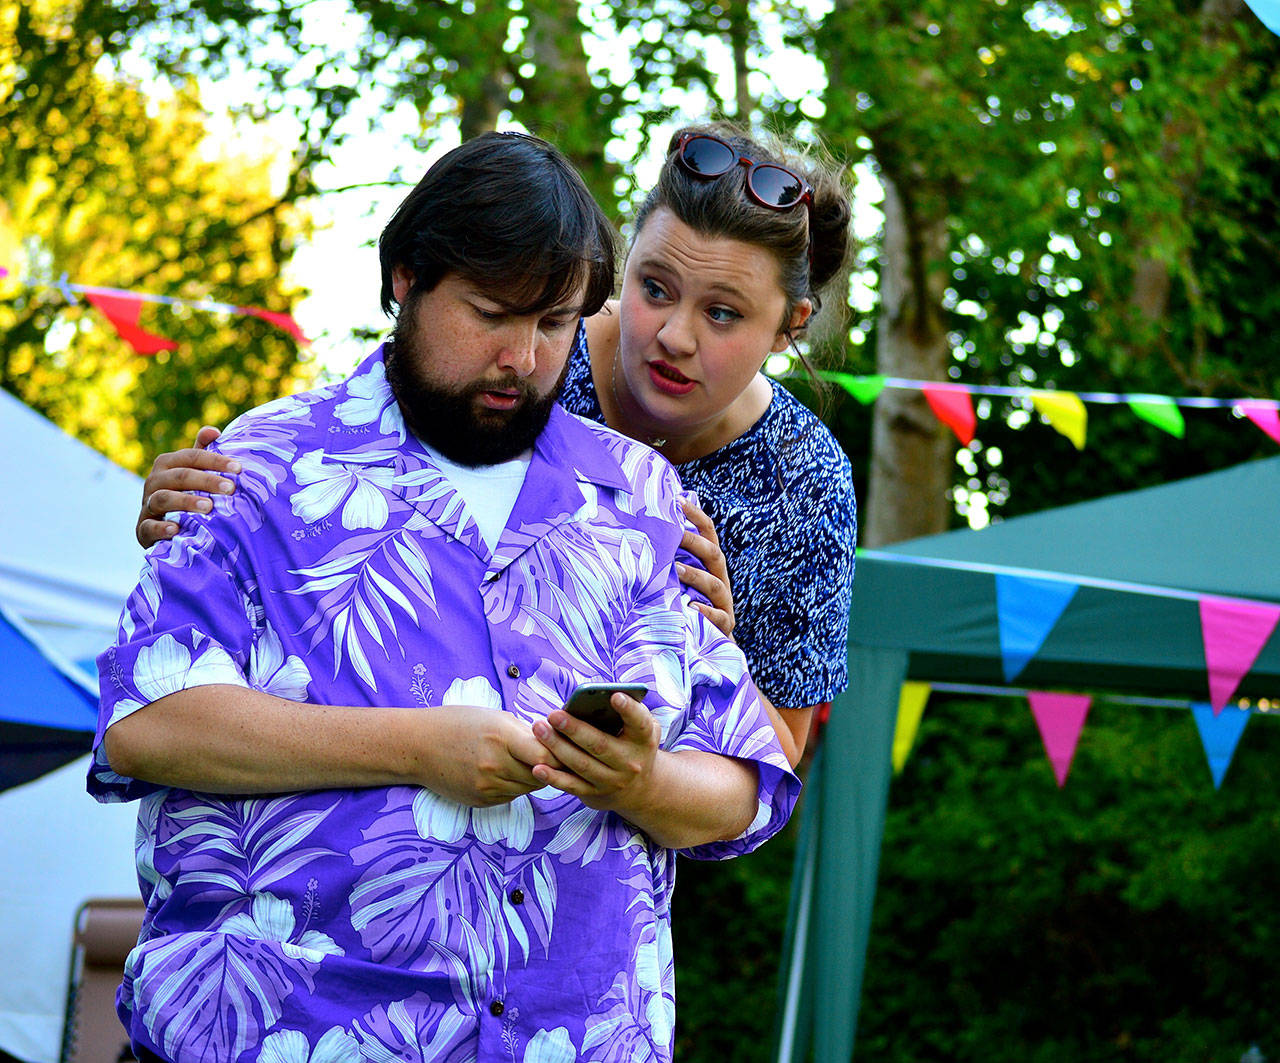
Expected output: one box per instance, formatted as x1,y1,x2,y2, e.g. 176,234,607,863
921,384,976,445
1027,691,1092,787
83,291,179,355
239,306,310,346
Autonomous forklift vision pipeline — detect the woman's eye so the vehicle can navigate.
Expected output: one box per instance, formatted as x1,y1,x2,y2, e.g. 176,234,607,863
642,278,668,301
707,306,741,324
541,316,571,332
474,306,504,322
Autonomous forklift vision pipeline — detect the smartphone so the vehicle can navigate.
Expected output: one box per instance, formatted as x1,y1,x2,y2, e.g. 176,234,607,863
563,682,648,736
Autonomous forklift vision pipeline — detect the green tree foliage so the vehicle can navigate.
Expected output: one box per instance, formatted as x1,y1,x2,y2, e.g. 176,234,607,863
859,696,1280,1061
813,0,1280,531
0,0,314,471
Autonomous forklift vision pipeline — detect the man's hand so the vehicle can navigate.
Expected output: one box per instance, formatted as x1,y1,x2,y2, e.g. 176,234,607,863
529,691,661,814
677,498,735,639
420,705,568,807
137,426,238,548
530,691,757,849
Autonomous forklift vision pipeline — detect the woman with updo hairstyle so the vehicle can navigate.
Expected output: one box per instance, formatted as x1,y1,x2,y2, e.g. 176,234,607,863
135,122,857,766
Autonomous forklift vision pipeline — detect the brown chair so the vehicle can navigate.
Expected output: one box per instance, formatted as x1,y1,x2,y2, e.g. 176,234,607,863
60,899,144,1063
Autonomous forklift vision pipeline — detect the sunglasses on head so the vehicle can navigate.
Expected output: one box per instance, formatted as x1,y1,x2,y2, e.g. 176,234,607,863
672,132,814,215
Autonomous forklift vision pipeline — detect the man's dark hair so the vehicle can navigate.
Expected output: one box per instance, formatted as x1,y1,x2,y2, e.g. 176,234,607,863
379,131,616,319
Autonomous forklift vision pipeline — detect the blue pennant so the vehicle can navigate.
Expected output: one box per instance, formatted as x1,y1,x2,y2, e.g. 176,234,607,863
995,573,1079,682
1191,702,1251,789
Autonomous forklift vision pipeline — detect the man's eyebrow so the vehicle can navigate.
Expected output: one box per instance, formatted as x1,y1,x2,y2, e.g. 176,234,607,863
466,289,583,317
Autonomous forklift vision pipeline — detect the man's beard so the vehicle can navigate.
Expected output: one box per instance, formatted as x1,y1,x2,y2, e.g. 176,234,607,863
386,311,566,467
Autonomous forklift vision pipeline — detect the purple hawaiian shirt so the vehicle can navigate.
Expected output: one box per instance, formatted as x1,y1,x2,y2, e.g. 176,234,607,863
91,345,799,1063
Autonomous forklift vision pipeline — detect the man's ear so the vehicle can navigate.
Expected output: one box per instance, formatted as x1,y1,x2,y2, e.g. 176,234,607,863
391,265,415,306
772,298,813,353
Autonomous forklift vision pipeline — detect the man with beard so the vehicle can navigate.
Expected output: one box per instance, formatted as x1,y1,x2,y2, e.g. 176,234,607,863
91,132,798,1063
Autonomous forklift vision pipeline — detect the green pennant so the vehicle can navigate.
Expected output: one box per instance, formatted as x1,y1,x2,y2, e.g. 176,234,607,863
1127,395,1186,438
819,371,886,405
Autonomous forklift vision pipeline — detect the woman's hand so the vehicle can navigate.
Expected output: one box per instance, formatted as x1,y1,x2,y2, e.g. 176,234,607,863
677,498,736,639
136,426,238,548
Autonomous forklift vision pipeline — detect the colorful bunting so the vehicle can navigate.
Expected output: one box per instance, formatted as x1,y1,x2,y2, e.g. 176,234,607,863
82,291,179,356
892,682,932,773
1239,401,1280,446
1030,390,1087,449
1199,598,1280,713
3,267,309,353
1027,691,1092,787
921,384,976,445
995,573,1080,681
1126,394,1186,438
1190,702,1251,788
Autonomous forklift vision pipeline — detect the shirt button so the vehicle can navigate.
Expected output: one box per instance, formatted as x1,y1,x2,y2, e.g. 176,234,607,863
490,1000,505,1017
507,664,521,679
509,889,525,905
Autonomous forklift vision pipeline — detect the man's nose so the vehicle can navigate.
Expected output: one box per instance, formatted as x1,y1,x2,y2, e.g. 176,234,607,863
497,322,539,377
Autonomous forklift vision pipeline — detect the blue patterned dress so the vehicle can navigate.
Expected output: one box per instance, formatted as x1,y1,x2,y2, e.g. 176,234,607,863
559,328,857,709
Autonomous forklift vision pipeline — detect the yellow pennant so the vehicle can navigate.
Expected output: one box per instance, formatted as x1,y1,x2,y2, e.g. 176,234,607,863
892,682,932,773
1030,390,1088,450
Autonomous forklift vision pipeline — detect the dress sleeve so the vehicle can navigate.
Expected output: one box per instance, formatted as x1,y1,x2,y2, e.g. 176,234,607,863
89,499,259,803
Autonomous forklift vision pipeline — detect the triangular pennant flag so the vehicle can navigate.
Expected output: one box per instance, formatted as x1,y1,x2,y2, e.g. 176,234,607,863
1190,702,1250,788
1027,692,1091,787
995,573,1079,681
818,372,886,405
1239,401,1280,446
240,306,311,346
1030,390,1088,450
892,682,932,773
1199,597,1280,712
83,291,179,355
1126,394,1185,438
921,384,976,445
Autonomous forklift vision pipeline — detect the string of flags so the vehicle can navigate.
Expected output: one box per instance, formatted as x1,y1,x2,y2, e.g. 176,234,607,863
0,265,310,354
892,571,1280,788
819,372,1280,448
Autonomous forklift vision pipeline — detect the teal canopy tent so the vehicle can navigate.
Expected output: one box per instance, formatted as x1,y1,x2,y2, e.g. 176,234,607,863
774,456,1280,1061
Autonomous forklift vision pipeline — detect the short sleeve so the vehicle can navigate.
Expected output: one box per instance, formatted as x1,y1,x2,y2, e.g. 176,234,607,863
611,466,800,861
90,505,257,803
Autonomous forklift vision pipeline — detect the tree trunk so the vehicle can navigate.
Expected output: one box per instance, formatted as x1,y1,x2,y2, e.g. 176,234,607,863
864,175,953,547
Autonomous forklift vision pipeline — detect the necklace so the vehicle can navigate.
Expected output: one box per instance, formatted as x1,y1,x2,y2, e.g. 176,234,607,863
611,348,666,448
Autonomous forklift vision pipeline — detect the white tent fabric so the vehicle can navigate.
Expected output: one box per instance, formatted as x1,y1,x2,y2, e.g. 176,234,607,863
0,390,144,1062
0,387,145,669
0,758,138,1063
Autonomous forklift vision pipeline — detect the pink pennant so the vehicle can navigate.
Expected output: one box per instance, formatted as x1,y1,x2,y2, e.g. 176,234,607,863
921,384,976,445
240,306,310,346
1028,692,1092,787
83,291,179,355
1239,401,1280,446
1199,597,1280,713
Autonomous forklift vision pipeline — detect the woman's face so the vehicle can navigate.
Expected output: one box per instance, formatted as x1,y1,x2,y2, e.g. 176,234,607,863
615,207,806,447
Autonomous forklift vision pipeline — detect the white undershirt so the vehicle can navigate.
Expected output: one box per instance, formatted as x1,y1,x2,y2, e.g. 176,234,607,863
420,443,532,551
